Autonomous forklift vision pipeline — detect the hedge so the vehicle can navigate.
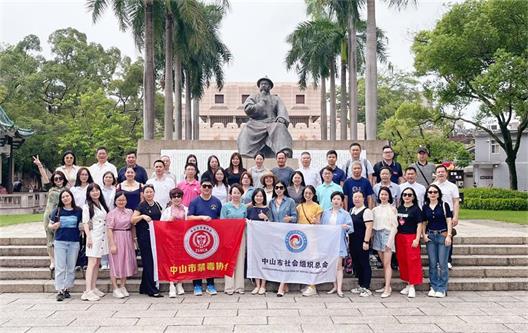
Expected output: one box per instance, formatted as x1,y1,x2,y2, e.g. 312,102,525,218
461,188,528,200
462,198,528,211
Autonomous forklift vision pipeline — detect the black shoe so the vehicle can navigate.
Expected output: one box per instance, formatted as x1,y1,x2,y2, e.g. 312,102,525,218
63,290,71,298
56,292,65,302
149,293,163,298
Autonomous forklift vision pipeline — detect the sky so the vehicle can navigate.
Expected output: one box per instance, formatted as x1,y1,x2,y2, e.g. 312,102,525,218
0,0,463,83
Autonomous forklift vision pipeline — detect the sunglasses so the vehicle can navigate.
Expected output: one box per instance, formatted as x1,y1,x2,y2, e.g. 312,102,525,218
402,193,414,197
53,177,64,181
428,190,439,194
201,184,213,189
275,186,284,190
172,194,183,198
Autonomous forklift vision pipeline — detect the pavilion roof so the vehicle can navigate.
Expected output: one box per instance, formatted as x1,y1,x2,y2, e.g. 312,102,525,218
0,106,34,149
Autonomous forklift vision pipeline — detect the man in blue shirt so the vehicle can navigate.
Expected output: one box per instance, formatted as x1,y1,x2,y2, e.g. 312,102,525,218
343,161,374,211
117,150,148,184
373,145,404,184
319,150,346,186
187,179,222,296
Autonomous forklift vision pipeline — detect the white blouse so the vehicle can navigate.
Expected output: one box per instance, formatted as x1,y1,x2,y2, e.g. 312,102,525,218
372,203,398,231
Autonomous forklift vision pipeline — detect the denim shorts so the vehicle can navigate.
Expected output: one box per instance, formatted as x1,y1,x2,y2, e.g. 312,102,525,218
372,229,395,252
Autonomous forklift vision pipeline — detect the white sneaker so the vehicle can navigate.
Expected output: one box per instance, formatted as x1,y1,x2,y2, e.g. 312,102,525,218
448,262,453,270
400,285,410,295
81,291,89,301
359,289,372,297
407,286,416,298
83,290,100,301
169,283,177,298
302,286,317,297
351,287,363,294
251,287,259,295
176,283,185,295
119,287,129,297
101,264,109,270
112,288,125,299
428,288,436,297
435,291,446,298
93,288,105,297
375,287,385,293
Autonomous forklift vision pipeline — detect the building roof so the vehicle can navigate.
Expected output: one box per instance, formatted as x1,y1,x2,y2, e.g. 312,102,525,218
0,106,34,149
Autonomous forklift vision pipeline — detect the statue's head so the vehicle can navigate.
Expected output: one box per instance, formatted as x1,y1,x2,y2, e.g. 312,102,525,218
257,76,273,93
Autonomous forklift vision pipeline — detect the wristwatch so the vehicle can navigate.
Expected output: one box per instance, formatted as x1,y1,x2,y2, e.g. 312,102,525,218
363,240,369,244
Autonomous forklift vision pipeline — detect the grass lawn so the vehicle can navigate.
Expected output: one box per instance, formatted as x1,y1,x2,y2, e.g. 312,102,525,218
460,209,528,225
0,213,42,227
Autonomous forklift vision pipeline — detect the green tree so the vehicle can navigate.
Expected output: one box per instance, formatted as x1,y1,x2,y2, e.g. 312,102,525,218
413,0,528,189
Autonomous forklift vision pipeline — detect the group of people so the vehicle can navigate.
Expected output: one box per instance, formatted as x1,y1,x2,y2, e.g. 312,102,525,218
35,142,459,301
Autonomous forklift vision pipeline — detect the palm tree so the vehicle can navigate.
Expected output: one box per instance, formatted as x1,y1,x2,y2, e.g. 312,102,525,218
87,0,161,139
286,19,343,140
366,0,416,139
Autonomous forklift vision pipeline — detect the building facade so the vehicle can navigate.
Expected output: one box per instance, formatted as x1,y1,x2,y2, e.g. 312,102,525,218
473,130,527,191
187,82,365,141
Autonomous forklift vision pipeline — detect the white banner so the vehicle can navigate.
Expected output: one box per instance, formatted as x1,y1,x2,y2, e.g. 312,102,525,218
247,220,341,284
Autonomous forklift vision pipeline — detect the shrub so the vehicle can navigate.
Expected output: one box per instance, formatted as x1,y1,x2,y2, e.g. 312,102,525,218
461,188,528,200
462,198,528,211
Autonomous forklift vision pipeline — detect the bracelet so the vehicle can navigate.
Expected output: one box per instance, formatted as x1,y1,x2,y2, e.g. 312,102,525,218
363,241,369,244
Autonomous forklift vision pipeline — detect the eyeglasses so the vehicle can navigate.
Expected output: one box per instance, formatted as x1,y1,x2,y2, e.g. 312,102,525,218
402,193,414,197
201,184,212,189
428,190,439,194
275,186,284,190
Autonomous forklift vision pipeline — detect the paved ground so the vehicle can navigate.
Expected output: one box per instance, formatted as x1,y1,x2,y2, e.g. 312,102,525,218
1,219,526,239
0,291,527,332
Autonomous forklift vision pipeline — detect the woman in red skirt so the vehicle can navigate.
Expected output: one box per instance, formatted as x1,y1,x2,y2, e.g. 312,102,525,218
396,187,424,298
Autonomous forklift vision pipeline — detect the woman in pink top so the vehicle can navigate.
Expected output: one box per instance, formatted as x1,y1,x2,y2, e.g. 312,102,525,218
160,188,188,297
177,163,201,207
106,191,138,299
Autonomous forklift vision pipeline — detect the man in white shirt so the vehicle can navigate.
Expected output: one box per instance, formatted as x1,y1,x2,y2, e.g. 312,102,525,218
147,160,176,208
297,151,321,187
88,147,117,187
343,142,374,183
433,164,460,269
399,167,426,208
151,155,177,183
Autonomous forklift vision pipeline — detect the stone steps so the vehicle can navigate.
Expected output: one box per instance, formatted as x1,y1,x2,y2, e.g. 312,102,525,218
1,277,527,293
3,244,528,256
2,265,527,280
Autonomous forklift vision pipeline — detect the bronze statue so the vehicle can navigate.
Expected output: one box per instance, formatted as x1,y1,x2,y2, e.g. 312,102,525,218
237,77,293,158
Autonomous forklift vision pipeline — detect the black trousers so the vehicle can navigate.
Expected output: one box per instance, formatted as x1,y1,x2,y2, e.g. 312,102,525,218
193,278,215,287
136,226,159,295
349,233,372,289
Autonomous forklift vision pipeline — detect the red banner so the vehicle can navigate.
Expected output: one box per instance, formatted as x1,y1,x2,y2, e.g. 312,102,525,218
152,219,245,281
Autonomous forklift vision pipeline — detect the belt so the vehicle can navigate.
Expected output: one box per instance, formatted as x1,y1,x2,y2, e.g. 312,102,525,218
113,228,131,231
428,229,447,234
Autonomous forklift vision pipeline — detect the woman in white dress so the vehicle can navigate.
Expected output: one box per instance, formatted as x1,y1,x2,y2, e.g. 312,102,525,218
81,183,109,301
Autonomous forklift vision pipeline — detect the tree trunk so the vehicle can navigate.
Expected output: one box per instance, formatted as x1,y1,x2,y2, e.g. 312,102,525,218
184,73,192,140
340,52,347,140
320,76,327,140
505,154,518,190
329,60,337,141
163,12,174,140
365,0,378,140
348,16,358,140
192,98,199,140
143,0,155,139
174,53,182,140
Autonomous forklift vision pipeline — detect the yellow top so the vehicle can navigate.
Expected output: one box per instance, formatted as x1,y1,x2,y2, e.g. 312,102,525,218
296,202,323,224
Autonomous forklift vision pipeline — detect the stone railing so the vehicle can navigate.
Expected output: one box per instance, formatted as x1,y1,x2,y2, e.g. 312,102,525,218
0,192,47,214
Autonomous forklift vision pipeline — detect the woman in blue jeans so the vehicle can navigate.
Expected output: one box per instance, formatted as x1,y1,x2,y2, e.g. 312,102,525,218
49,189,83,301
422,184,453,298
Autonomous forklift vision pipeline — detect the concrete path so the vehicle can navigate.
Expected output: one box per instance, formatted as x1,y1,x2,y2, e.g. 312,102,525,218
1,219,526,239
0,291,527,332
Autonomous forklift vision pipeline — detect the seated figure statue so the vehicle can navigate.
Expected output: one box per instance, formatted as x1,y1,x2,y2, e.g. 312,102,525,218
237,77,293,158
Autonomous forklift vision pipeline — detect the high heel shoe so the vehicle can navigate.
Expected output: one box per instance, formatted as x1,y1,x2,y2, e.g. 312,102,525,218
380,288,392,298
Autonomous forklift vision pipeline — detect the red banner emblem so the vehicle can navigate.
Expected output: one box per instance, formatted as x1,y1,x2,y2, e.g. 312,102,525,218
152,219,245,281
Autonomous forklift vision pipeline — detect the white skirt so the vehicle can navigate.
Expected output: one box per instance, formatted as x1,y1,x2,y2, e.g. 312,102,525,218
86,218,109,258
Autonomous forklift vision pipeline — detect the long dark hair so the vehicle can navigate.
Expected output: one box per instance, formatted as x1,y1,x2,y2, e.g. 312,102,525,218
290,171,306,187
301,185,318,204
213,167,228,188
272,181,290,198
57,189,79,210
227,152,244,173
75,167,94,187
85,183,109,219
377,186,393,204
207,155,220,174
424,184,443,205
399,187,418,207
